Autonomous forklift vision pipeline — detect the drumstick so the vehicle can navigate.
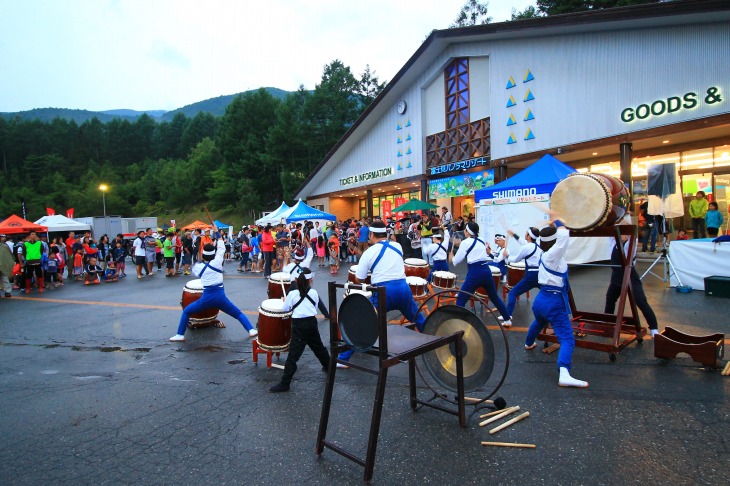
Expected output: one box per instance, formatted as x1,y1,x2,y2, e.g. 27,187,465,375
479,409,508,419
203,206,216,229
479,406,519,427
489,411,530,435
481,442,536,449
721,361,730,376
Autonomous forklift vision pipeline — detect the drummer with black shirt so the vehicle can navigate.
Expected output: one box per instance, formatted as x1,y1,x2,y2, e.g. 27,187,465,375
269,268,330,393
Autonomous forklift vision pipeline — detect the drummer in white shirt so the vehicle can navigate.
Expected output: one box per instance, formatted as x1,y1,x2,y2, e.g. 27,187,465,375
337,221,426,368
503,227,542,320
282,246,330,319
269,268,330,392
423,228,450,280
452,222,512,326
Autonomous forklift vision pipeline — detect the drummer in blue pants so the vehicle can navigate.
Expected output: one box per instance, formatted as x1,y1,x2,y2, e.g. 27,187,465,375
452,222,512,327
423,229,450,281
524,221,588,388
503,227,542,320
337,221,426,368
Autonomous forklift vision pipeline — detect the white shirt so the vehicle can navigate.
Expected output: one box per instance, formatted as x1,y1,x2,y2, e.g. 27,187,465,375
423,229,450,261
452,236,490,266
356,240,406,284
301,247,314,269
309,227,320,241
192,239,225,287
133,237,145,257
490,245,507,263
282,288,319,318
538,226,569,287
507,240,542,271
442,211,453,225
283,261,306,277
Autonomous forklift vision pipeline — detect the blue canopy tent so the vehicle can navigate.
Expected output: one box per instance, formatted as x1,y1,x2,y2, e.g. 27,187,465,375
474,154,575,202
280,199,336,222
213,219,231,229
255,202,290,226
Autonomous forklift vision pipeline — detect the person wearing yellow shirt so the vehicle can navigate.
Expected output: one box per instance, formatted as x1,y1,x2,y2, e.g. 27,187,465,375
688,191,709,239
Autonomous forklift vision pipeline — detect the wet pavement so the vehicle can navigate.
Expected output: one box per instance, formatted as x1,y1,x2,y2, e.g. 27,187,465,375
0,258,728,485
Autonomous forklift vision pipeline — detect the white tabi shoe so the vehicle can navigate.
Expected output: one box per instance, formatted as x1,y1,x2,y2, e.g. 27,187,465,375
558,367,588,388
650,329,660,337
501,319,512,327
169,334,186,342
248,329,259,338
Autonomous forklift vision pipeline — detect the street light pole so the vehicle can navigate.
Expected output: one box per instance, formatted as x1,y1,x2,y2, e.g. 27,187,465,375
99,184,109,238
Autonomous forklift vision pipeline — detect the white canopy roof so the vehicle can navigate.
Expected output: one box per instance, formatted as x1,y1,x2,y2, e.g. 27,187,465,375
255,202,290,225
34,215,92,232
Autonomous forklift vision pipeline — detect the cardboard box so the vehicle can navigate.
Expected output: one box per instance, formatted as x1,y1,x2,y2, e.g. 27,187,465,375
704,276,730,298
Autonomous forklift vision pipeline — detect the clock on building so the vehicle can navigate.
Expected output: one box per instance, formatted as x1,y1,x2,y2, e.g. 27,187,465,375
397,100,407,114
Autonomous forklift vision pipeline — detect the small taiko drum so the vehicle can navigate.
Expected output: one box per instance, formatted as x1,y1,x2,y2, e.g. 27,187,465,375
267,272,292,299
474,266,502,302
407,276,428,297
432,270,457,289
506,262,526,289
257,299,292,352
404,258,429,280
348,265,371,285
551,172,630,232
180,279,220,328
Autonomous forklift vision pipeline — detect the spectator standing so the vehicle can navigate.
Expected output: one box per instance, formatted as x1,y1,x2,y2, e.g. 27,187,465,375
250,229,261,272
191,229,201,265
112,239,127,277
408,217,422,260
309,222,321,255
237,227,252,272
173,229,183,274
357,219,370,256
133,231,147,279
639,199,657,253
689,191,709,239
0,234,14,297
163,232,176,277
441,206,453,230
705,202,723,237
261,225,275,278
22,231,46,293
181,231,193,275
275,224,290,271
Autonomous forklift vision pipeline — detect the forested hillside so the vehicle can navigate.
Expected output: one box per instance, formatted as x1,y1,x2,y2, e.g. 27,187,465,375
0,61,385,223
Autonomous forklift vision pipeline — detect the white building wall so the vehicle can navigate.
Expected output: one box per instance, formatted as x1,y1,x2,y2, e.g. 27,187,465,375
469,56,490,122
423,76,445,137
489,23,730,160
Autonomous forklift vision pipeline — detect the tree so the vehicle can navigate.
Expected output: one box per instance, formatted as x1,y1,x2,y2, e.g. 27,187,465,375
358,65,387,109
511,5,543,20
450,0,492,28
536,0,660,16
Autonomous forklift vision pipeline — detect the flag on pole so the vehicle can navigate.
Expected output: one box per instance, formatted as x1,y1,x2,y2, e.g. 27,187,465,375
22,199,27,220
46,207,56,216
66,208,75,218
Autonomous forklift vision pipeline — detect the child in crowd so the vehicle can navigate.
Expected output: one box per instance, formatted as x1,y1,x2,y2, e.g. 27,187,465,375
249,230,261,272
705,202,723,237
45,247,63,288
73,248,84,280
104,261,119,282
85,256,103,285
112,240,127,277
316,235,326,267
12,262,22,290
676,228,689,241
347,235,358,263
328,241,338,275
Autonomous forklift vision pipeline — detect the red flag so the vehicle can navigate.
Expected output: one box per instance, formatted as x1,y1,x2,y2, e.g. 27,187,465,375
46,207,56,216
66,208,75,218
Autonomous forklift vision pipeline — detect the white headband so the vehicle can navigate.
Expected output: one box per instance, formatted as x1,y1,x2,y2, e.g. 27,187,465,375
370,226,387,234
528,228,540,239
202,248,216,256
540,233,557,242
304,272,314,280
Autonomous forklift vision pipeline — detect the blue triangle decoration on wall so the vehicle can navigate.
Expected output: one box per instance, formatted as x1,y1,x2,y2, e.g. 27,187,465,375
397,150,402,157
506,95,516,108
397,137,402,144
396,123,402,130
397,163,403,170
406,161,412,168
525,128,535,140
405,120,412,127
507,114,516,126
524,109,534,121
506,76,516,89
507,133,517,145
524,89,534,102
405,134,411,141
406,147,412,155
524,70,534,83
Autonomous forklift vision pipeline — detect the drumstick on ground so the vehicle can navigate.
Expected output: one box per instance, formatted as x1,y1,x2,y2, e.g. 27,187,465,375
481,442,536,449
721,361,730,376
479,406,520,427
489,411,530,435
480,408,509,419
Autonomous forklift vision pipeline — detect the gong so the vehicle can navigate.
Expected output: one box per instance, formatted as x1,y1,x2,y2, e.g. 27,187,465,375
420,305,494,392
338,292,379,353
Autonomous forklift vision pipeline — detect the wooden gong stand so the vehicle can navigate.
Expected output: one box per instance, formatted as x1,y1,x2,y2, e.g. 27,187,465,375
537,224,646,361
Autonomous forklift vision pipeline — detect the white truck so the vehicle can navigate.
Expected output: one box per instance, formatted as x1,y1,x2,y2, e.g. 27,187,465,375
121,217,159,236
75,216,124,240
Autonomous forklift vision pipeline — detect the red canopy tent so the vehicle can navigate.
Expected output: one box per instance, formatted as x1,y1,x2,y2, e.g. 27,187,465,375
0,215,49,234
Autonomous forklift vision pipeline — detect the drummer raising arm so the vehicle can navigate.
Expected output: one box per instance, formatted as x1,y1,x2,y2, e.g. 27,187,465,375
503,227,543,320
170,236,258,342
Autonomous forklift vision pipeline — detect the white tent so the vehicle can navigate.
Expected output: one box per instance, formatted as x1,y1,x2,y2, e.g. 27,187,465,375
34,215,92,233
255,202,290,226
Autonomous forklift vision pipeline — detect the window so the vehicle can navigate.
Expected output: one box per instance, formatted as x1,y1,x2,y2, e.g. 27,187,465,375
444,58,469,129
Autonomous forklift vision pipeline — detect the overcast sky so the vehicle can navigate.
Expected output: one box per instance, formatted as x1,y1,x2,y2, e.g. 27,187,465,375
0,0,536,113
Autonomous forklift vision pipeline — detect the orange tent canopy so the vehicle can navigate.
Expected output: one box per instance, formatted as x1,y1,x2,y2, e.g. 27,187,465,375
181,220,214,231
0,214,49,235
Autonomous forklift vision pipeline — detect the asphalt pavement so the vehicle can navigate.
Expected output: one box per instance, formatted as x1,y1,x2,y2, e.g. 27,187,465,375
0,257,728,485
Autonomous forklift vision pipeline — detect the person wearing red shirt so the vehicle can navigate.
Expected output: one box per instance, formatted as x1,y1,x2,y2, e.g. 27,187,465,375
260,225,275,278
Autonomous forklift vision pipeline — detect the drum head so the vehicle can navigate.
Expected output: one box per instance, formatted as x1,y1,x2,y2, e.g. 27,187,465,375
551,173,611,231
338,293,379,353
185,279,204,290
404,258,427,266
421,305,494,392
261,298,285,312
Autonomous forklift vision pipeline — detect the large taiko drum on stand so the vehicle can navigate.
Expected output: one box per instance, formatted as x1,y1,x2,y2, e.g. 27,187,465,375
348,265,371,285
257,299,292,352
506,262,526,289
404,258,430,280
406,276,428,297
180,279,220,328
432,271,456,290
550,172,630,231
267,272,292,299
474,266,501,302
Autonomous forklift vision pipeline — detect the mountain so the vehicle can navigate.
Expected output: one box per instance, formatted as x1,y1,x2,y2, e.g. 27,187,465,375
0,87,294,124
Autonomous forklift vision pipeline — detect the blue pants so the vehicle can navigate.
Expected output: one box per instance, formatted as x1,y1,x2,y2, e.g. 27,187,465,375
428,259,449,282
339,279,426,361
177,285,253,335
642,224,657,251
506,272,540,316
455,262,510,320
526,290,574,371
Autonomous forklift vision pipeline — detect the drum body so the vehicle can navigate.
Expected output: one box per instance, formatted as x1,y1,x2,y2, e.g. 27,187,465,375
432,270,456,289
407,276,428,297
348,265,371,284
474,267,501,300
404,258,430,280
181,279,220,328
551,172,630,231
257,299,292,352
267,272,292,299
506,262,526,289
